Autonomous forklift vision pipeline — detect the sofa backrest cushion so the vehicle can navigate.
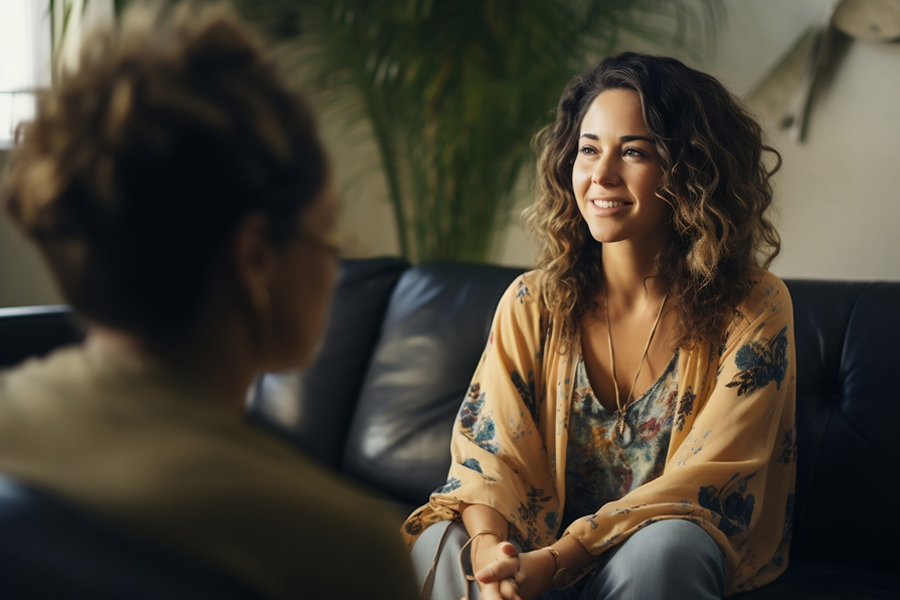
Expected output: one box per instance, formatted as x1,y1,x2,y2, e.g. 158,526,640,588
0,306,84,368
247,257,409,468
342,262,523,505
787,280,900,570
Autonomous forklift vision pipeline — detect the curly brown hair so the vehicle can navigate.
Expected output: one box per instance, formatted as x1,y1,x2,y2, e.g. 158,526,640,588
1,2,328,339
524,52,781,350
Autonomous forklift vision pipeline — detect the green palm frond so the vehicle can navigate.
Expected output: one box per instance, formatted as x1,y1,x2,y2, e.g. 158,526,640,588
48,0,131,86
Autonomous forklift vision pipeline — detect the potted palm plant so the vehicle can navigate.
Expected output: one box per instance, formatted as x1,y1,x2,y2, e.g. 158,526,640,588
91,0,720,262
243,0,721,262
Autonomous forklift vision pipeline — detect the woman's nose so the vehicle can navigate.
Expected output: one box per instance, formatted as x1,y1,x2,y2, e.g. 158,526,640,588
591,154,620,187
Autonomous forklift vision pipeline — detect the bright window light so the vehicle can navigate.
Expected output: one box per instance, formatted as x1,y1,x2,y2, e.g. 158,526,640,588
0,1,42,149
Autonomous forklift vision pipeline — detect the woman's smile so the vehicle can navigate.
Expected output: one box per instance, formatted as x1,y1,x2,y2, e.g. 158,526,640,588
588,196,632,214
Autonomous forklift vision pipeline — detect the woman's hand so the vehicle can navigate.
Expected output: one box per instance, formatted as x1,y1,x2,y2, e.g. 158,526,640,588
467,540,522,600
471,545,556,600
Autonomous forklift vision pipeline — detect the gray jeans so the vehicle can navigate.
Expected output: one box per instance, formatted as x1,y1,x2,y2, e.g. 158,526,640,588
410,519,726,600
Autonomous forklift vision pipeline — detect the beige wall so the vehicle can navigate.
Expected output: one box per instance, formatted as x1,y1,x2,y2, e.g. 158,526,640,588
762,39,900,280
654,0,900,281
0,151,63,306
1,0,898,307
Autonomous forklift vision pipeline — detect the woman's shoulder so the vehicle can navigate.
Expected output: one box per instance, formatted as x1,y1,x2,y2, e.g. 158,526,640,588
497,269,546,310
745,270,792,310
730,269,793,334
513,268,544,295
489,269,550,332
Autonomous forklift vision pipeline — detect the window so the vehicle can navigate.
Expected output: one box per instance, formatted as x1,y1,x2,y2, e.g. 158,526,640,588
0,1,112,150
0,1,48,150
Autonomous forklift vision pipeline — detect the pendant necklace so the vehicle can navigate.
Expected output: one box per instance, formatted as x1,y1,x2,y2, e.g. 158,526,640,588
605,291,668,448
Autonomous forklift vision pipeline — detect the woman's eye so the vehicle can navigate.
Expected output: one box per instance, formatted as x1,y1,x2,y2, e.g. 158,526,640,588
579,145,597,156
624,147,645,157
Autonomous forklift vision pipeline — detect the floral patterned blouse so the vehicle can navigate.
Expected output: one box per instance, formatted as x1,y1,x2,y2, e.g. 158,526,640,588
402,269,797,596
562,351,679,533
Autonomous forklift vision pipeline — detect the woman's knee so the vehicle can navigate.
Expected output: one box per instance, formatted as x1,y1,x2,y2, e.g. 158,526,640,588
410,520,477,598
628,519,723,569
410,520,464,574
586,519,726,600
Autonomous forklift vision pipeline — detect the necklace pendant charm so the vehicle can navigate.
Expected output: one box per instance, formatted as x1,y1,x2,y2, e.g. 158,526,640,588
616,421,634,448
615,416,634,448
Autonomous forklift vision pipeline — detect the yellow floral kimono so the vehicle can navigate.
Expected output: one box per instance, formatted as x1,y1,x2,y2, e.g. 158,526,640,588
402,269,797,595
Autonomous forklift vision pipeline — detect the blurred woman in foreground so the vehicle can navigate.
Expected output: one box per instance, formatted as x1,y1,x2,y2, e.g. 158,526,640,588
0,3,416,599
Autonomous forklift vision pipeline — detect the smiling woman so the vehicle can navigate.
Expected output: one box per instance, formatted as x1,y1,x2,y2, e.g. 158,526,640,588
403,53,795,600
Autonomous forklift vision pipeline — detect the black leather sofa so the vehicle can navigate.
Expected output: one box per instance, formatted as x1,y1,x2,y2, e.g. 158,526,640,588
1,257,898,599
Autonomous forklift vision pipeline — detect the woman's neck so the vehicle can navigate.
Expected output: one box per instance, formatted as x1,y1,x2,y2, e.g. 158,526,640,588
85,318,258,414
600,238,669,310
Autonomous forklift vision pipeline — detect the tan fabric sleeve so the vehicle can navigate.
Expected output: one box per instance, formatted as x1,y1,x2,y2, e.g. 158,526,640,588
402,272,559,549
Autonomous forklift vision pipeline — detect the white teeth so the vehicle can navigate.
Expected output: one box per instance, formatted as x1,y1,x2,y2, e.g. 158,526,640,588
593,199,626,208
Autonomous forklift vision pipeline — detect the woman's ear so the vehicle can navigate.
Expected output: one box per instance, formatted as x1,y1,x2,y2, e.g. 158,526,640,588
231,211,278,315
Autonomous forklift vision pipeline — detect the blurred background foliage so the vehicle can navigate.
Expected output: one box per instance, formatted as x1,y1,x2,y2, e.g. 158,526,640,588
48,0,130,82
84,0,723,262
238,0,722,262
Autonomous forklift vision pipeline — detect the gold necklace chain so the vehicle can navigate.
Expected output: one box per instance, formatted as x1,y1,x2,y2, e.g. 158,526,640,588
604,291,669,438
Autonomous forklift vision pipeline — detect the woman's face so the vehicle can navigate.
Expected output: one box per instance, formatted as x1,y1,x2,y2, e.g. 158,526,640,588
266,182,341,370
572,88,669,247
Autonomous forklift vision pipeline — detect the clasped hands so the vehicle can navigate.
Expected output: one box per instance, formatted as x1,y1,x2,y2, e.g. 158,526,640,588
465,537,556,600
